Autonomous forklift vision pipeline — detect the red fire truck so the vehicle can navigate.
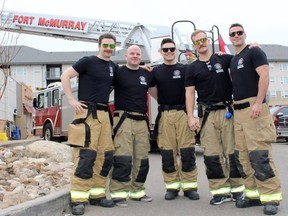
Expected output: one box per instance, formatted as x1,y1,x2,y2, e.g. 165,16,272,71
32,82,158,145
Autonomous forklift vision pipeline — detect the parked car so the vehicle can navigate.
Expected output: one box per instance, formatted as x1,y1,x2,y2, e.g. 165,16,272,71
270,106,288,127
276,115,288,141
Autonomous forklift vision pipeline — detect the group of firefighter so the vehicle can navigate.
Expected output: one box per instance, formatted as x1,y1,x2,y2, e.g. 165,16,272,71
60,23,282,215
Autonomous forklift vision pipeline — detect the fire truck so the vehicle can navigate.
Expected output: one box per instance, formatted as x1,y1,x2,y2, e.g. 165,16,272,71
32,82,158,144
0,11,223,146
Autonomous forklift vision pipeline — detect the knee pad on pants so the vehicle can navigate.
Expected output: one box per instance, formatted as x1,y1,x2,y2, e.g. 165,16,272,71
112,155,132,182
229,153,242,178
74,149,97,179
204,155,225,179
234,150,246,178
180,147,196,172
100,150,114,177
249,150,275,181
161,149,176,173
135,158,149,183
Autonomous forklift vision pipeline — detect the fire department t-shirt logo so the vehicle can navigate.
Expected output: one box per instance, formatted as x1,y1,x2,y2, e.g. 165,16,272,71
215,63,224,73
109,66,114,77
173,70,181,79
237,58,244,69
139,76,147,85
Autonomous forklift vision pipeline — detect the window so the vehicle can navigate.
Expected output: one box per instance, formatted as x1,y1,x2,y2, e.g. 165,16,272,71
14,67,27,76
45,91,52,107
280,63,288,71
280,107,288,115
269,63,274,69
281,91,288,98
38,93,44,108
53,89,60,106
32,66,41,74
280,77,288,84
46,65,62,79
269,91,276,97
270,77,275,83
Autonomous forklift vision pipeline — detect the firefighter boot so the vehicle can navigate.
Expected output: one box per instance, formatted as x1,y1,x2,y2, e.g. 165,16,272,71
236,198,262,208
89,197,114,207
264,203,278,215
165,189,179,200
184,190,200,200
71,203,85,215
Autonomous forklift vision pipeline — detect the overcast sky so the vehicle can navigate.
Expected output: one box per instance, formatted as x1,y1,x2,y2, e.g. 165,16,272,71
2,0,288,52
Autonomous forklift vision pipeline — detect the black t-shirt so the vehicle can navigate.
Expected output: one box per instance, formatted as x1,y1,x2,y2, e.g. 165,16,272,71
113,65,154,113
72,56,118,103
230,46,268,100
152,63,186,105
185,54,233,104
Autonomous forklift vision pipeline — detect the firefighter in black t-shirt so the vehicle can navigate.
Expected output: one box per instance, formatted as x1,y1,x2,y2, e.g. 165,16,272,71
185,30,244,205
61,33,118,215
150,38,200,201
109,45,154,207
229,23,282,215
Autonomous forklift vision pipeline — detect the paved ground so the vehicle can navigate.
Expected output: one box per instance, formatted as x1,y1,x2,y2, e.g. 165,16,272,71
1,138,288,216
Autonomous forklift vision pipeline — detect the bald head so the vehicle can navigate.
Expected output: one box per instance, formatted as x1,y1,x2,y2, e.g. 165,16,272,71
125,45,142,69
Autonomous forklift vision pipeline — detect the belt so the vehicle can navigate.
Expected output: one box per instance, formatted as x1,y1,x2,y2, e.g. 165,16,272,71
206,104,226,111
233,102,250,110
114,112,147,121
81,102,110,121
113,111,149,138
82,102,109,111
158,104,186,111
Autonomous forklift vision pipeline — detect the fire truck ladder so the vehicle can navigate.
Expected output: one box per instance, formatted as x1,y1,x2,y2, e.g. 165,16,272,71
0,11,169,61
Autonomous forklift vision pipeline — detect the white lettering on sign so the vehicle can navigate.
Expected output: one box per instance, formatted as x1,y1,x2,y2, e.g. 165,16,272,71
12,12,89,33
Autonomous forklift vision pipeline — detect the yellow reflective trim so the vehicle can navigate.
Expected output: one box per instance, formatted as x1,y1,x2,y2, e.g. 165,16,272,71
245,188,260,199
181,182,198,189
71,190,90,199
111,191,129,199
211,187,231,195
165,182,181,189
89,187,105,196
231,185,245,193
130,190,146,199
260,192,283,202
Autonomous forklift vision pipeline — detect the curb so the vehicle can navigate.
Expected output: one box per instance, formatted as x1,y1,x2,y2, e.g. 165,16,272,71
0,187,70,216
0,137,71,216
0,137,42,148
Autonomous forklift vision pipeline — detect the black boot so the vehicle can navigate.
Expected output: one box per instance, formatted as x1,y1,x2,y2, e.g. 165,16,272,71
165,189,179,200
264,203,278,215
184,190,200,200
89,197,114,207
236,198,262,208
71,203,85,215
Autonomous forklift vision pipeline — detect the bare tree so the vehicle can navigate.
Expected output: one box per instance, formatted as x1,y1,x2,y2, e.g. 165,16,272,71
0,0,21,101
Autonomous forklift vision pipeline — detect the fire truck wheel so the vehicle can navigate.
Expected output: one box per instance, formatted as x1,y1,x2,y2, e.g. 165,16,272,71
43,123,54,141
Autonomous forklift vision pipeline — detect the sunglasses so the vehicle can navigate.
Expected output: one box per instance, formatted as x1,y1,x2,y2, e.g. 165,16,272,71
102,43,116,49
206,61,212,71
161,47,176,53
193,37,208,45
229,31,244,37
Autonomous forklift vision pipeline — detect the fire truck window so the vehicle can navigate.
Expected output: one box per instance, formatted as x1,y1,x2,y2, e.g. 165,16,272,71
53,89,60,106
46,91,52,107
38,94,44,108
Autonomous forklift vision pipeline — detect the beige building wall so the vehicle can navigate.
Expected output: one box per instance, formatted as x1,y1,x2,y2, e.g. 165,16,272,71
268,62,288,106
